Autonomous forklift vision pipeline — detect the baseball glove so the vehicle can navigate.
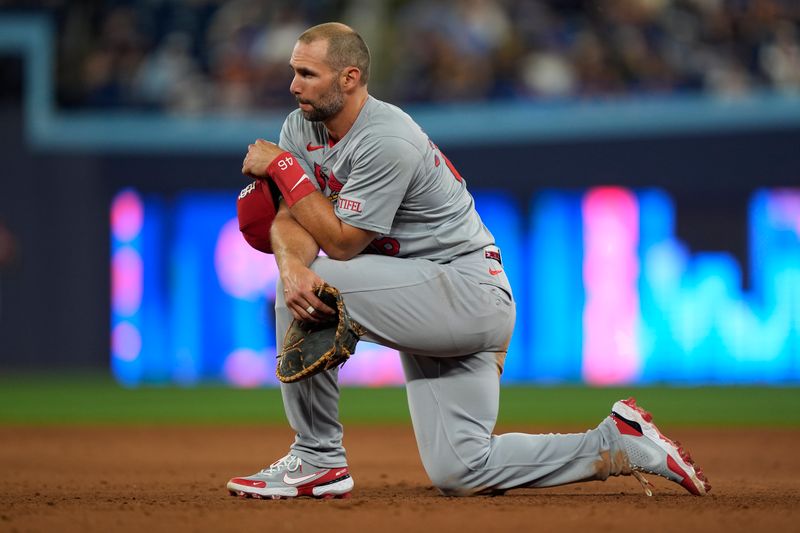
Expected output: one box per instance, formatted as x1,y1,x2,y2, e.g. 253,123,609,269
276,284,366,383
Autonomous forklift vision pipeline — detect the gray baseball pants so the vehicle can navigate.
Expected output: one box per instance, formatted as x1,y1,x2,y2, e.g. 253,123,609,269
276,250,623,495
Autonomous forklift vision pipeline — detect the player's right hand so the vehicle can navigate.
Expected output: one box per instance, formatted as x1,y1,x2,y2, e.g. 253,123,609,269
242,139,285,178
280,263,336,322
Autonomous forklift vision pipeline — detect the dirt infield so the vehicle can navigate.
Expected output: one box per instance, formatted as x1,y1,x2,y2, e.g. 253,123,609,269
1,425,798,533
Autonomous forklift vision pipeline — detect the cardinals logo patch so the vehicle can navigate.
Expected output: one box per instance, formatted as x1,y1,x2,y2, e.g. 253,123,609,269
314,163,343,203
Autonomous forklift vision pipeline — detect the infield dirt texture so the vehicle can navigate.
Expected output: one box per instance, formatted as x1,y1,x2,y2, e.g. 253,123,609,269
1,381,798,532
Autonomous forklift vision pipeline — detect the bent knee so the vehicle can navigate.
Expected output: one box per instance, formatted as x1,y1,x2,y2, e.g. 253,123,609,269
426,464,484,497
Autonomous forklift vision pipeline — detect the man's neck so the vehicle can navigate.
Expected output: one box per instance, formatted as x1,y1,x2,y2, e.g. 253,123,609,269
325,91,369,143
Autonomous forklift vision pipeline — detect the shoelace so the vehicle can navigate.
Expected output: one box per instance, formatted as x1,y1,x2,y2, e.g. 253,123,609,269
261,455,302,476
632,470,654,497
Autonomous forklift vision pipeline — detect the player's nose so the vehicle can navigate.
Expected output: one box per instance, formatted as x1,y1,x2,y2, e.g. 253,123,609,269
289,75,302,96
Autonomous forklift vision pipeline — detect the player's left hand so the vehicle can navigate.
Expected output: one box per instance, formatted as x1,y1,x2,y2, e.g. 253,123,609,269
281,261,336,323
242,139,285,178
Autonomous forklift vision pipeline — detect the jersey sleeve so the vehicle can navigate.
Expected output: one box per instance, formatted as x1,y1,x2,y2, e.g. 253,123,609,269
278,114,321,192
335,136,421,234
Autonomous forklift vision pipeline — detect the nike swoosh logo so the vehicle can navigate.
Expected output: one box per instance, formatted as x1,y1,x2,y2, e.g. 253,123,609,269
283,472,320,486
233,479,266,488
306,142,324,151
290,175,309,192
489,268,503,276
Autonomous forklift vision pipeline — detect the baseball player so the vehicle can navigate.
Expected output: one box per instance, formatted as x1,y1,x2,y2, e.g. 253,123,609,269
227,22,710,499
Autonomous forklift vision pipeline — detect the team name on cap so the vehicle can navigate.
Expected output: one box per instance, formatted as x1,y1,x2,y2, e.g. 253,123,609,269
338,196,364,214
238,181,256,199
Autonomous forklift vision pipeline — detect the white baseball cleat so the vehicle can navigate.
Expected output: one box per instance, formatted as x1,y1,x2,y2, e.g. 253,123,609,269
610,397,711,496
227,454,353,500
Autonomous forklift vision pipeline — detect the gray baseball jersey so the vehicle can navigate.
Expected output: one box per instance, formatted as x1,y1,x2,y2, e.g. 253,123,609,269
272,96,621,496
278,96,494,263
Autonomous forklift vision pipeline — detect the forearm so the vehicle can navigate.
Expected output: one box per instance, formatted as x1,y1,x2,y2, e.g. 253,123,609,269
288,193,372,260
270,206,320,270
269,205,337,321
258,151,375,260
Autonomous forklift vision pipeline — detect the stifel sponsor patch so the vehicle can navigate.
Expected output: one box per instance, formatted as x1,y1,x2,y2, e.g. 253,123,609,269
338,196,364,214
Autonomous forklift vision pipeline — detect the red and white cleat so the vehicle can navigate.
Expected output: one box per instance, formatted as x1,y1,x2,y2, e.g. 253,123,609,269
610,397,711,496
227,454,353,500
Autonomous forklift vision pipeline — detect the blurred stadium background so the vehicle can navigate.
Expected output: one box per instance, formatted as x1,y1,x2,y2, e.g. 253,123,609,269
1,0,799,399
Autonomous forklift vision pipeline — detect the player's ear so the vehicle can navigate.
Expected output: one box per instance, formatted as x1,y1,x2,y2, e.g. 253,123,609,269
341,66,361,90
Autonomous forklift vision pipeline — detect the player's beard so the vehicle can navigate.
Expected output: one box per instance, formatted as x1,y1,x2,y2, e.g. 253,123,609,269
297,80,345,122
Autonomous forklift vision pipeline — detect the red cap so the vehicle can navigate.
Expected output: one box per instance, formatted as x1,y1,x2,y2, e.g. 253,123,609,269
237,180,278,254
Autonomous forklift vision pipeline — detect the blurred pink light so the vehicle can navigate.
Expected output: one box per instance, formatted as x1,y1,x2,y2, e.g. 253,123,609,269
767,189,800,235
339,344,403,386
214,218,280,300
112,321,142,362
111,189,144,242
223,348,276,388
111,246,143,316
582,187,641,385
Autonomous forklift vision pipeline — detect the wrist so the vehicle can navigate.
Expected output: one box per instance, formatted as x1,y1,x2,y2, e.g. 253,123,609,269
267,152,316,207
276,253,311,276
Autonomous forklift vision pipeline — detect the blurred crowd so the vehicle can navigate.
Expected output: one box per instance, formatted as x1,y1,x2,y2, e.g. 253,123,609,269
3,0,800,114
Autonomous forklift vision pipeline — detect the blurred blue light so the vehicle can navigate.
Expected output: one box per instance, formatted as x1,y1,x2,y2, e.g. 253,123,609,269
526,191,584,382
473,191,525,380
110,188,800,386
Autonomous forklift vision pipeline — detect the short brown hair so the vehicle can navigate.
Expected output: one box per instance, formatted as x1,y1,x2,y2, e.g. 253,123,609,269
298,22,370,85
